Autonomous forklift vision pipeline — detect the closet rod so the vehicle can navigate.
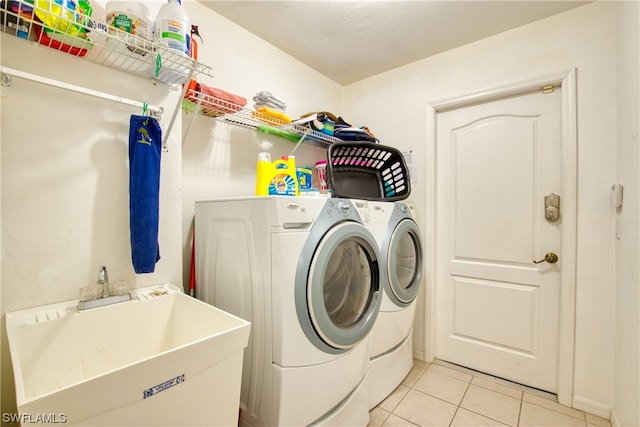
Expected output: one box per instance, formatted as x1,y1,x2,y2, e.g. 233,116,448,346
0,66,163,118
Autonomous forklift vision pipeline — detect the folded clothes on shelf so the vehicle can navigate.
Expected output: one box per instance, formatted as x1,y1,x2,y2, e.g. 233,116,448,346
253,106,292,125
253,90,286,109
253,90,287,112
201,84,247,107
185,81,247,117
334,127,378,142
293,112,336,136
334,116,379,143
300,111,339,123
253,99,287,111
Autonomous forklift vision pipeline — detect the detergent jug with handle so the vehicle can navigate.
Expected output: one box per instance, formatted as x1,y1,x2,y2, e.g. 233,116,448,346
255,153,300,196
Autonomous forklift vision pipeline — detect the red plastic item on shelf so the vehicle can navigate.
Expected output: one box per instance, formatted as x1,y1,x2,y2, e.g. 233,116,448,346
33,18,90,57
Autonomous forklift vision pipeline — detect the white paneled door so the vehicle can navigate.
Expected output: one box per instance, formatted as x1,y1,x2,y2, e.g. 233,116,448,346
435,88,562,393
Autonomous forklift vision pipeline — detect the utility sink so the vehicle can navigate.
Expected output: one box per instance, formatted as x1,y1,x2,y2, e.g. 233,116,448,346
5,285,250,426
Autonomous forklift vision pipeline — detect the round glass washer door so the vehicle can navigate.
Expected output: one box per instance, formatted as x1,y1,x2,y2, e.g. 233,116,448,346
385,219,423,306
305,221,382,351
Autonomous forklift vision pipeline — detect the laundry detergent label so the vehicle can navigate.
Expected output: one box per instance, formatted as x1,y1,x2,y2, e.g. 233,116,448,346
268,173,297,196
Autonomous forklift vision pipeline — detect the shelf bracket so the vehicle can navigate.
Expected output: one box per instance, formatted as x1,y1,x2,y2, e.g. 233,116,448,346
161,67,195,152
289,129,310,156
182,90,205,144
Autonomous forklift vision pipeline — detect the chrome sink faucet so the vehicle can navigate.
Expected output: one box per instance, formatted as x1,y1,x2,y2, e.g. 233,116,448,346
77,266,131,310
98,265,110,298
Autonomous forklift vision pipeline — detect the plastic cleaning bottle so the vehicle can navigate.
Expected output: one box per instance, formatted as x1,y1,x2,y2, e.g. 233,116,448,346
105,0,152,40
154,0,190,57
256,153,300,196
255,152,272,195
35,0,77,34
35,0,93,56
314,159,328,193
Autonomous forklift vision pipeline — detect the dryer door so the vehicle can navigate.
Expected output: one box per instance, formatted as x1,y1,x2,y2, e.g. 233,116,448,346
297,218,382,353
385,218,424,306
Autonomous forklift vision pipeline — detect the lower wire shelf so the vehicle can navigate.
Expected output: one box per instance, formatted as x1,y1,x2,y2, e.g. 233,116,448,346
183,89,342,147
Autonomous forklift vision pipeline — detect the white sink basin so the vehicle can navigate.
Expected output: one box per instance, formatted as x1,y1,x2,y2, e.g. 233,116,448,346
5,285,250,426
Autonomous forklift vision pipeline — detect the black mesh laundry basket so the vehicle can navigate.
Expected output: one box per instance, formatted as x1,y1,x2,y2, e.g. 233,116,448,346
327,142,411,201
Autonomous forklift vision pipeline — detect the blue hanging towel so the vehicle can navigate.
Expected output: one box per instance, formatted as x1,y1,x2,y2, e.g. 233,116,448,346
129,115,162,273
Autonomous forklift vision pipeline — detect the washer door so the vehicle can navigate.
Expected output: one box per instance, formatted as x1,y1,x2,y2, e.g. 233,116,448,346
296,204,382,353
385,218,423,306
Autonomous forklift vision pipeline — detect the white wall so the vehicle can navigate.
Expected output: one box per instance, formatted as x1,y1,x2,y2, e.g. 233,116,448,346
613,2,640,426
1,0,177,416
343,0,618,416
179,1,343,287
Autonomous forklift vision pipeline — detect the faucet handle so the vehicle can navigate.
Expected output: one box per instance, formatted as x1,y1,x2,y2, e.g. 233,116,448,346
79,284,101,302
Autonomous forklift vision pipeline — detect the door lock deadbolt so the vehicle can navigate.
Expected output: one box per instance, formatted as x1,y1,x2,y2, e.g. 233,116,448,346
544,193,560,222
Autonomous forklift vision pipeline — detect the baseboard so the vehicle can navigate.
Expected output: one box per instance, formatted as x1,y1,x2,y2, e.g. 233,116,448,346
572,396,611,420
412,349,426,362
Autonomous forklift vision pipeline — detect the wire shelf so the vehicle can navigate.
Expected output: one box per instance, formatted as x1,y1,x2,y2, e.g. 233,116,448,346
0,0,213,87
182,89,342,147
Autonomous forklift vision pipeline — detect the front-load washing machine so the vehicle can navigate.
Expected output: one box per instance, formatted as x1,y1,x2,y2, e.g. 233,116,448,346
195,197,383,427
360,200,424,409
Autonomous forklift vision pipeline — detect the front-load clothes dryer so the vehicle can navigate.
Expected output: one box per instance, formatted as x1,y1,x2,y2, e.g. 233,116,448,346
362,201,424,409
195,197,383,427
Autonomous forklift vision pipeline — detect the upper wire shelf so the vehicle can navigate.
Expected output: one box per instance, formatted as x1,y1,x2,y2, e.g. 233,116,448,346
0,0,213,87
183,89,342,147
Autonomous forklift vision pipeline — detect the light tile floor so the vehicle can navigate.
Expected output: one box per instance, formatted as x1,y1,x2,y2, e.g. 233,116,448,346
369,360,612,427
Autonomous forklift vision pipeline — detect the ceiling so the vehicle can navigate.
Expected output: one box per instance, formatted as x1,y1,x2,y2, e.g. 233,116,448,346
199,1,591,85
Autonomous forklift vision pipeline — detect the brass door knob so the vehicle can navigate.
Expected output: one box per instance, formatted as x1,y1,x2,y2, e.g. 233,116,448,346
533,252,559,264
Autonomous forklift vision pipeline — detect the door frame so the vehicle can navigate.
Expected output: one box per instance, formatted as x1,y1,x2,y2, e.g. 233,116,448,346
423,69,577,406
